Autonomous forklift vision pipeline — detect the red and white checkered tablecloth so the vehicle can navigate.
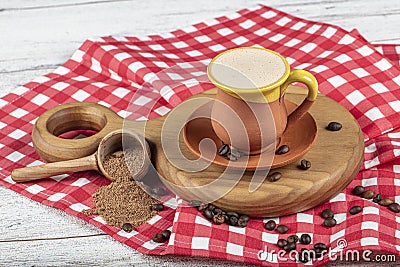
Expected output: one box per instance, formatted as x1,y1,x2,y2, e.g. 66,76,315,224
1,5,400,266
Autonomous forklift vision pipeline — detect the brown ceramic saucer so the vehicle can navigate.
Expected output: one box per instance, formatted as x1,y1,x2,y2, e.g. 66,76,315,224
182,100,318,170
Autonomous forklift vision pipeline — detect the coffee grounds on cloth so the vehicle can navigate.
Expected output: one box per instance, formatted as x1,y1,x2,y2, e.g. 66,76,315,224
83,148,159,228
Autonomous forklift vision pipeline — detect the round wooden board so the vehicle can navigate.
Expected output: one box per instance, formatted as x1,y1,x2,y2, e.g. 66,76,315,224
147,86,364,217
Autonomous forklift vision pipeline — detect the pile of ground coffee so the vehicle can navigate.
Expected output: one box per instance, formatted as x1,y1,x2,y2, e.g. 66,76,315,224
84,147,160,228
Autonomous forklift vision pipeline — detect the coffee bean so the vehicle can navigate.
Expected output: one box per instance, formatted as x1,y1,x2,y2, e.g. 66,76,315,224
326,122,342,131
230,148,242,159
237,217,248,227
213,208,223,215
300,234,312,244
298,249,310,263
287,235,298,243
361,190,375,199
152,233,164,243
276,225,289,234
218,144,230,156
198,203,209,211
226,211,239,218
352,185,365,196
321,209,334,219
227,153,238,161
277,239,288,248
373,193,382,203
379,198,393,206
239,215,250,222
313,248,324,258
207,204,216,211
349,206,362,215
264,220,276,231
268,172,282,182
388,203,400,213
228,216,238,226
152,187,167,196
323,217,337,227
122,223,132,233
189,200,202,207
213,214,225,224
150,203,164,211
161,230,171,240
283,242,296,252
299,159,311,170
203,209,213,220
276,145,290,155
314,243,327,250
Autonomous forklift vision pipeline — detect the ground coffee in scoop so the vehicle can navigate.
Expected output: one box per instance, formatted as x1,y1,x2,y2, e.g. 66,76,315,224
84,148,159,228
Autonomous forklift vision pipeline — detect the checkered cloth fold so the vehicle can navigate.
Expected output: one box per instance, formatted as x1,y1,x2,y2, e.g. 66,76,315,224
0,5,399,266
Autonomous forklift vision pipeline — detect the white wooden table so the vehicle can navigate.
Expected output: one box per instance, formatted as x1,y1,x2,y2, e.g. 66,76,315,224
0,0,399,266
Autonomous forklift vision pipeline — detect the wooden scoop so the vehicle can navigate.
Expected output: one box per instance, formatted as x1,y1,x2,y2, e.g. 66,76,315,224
11,129,151,182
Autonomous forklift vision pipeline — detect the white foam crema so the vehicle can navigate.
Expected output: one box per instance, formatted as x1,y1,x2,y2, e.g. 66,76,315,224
209,48,287,89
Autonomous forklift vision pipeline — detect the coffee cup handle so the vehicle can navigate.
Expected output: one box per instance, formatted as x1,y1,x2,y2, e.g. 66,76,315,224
280,69,318,128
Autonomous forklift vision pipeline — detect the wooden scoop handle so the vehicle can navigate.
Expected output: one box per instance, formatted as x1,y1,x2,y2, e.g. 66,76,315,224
11,154,98,182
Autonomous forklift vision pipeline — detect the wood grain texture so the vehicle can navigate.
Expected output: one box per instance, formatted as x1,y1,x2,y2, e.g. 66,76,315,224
1,0,398,266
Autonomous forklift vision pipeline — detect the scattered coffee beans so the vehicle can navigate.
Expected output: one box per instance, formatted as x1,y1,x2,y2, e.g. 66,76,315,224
226,211,239,218
213,208,223,215
314,243,327,250
218,144,230,156
299,159,311,170
349,206,362,215
206,204,216,211
379,198,393,206
265,220,276,231
203,209,213,220
326,122,342,131
298,249,310,263
268,172,282,182
276,225,289,234
352,185,365,196
189,200,202,207
324,218,337,227
361,190,375,199
237,217,248,227
240,214,250,222
152,233,164,243
213,214,225,224
388,203,400,213
283,242,296,252
122,223,133,233
321,209,334,219
300,234,312,245
198,203,209,211
373,193,382,203
228,216,238,226
227,153,239,161
195,201,250,227
161,230,171,240
151,203,164,211
287,235,299,243
276,145,290,155
230,148,241,158
277,239,288,248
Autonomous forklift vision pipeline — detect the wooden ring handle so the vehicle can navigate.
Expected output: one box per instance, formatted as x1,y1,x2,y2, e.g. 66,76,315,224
32,102,123,162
